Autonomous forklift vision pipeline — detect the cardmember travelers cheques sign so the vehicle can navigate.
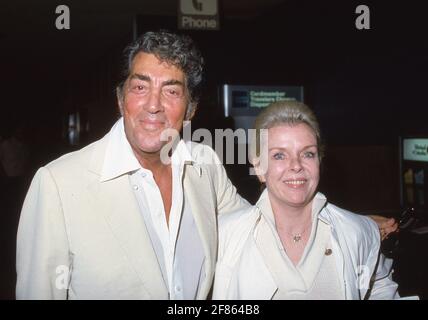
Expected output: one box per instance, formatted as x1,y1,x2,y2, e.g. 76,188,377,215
403,139,428,162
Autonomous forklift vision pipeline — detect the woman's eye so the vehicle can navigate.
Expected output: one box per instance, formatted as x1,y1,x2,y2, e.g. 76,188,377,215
273,153,285,160
303,151,316,158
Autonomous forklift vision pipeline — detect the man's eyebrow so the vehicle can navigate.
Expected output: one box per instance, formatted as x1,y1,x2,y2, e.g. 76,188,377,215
162,79,184,87
129,74,184,87
129,73,150,81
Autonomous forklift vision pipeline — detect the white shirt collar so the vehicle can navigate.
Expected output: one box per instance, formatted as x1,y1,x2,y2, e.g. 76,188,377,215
255,189,329,226
100,117,195,182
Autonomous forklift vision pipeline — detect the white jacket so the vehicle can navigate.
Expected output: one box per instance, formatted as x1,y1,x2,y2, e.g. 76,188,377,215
16,129,249,299
213,191,401,300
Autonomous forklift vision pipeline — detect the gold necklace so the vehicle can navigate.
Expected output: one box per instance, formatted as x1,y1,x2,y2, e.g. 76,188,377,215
292,234,303,243
290,223,311,243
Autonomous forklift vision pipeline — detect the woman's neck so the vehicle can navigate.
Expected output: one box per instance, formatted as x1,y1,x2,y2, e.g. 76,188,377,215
269,196,313,235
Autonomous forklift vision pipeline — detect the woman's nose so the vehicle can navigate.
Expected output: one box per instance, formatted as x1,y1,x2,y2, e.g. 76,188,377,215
289,156,303,172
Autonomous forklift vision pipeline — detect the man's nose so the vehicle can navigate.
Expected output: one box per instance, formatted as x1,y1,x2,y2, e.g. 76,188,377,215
145,89,163,113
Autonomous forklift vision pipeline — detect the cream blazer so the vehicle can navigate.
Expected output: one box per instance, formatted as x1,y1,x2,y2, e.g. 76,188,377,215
16,132,249,299
213,191,401,300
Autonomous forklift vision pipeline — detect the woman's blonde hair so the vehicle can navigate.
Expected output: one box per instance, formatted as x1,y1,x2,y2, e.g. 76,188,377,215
251,100,324,162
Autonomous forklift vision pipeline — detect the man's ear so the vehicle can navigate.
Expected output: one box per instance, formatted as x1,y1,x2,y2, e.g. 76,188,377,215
116,86,124,115
186,102,197,121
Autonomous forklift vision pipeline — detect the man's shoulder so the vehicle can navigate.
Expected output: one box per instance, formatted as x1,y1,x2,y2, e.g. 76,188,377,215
217,206,258,262
185,141,220,165
219,206,258,238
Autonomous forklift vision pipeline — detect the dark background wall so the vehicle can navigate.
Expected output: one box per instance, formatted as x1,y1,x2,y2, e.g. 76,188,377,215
1,0,427,299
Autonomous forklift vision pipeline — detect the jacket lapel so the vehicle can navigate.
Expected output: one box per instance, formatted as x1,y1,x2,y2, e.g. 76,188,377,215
324,208,361,300
87,137,168,299
183,165,217,299
99,175,168,298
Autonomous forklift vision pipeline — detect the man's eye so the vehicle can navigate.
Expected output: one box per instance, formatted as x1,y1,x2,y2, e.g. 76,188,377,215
164,88,182,97
130,84,147,93
273,153,285,160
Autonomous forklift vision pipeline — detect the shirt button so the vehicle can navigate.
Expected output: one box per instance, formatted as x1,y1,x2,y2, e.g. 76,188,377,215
133,185,139,190
175,286,181,293
141,172,146,178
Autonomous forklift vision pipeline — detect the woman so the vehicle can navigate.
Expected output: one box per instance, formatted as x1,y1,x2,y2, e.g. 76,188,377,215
213,101,400,300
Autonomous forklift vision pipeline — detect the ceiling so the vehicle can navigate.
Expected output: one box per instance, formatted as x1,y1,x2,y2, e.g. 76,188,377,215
1,0,427,146
0,0,288,128
0,0,286,58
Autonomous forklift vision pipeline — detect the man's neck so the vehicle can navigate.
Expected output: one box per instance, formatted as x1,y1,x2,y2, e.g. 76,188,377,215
132,148,169,174
132,147,173,225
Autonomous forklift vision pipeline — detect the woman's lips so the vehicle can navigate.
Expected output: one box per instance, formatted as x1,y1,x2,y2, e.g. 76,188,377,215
283,179,307,188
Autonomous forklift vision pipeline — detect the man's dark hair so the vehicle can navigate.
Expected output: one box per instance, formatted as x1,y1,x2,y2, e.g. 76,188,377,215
117,30,204,118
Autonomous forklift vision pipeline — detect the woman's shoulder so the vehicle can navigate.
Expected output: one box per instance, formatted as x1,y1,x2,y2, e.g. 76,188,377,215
323,202,380,241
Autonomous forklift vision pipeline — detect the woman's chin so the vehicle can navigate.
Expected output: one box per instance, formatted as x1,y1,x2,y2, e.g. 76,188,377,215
281,196,313,209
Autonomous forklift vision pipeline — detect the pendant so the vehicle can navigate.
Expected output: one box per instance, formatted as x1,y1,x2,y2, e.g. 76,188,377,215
292,234,302,243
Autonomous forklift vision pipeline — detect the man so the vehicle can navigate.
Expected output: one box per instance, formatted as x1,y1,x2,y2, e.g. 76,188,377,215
16,31,396,299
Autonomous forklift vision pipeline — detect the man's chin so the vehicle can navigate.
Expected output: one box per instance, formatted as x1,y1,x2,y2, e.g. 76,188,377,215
137,144,164,154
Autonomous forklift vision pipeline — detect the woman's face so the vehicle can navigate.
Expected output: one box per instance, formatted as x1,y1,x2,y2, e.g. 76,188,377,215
258,123,320,211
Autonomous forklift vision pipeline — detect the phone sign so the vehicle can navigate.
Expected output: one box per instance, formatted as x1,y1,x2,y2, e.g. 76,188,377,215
181,0,218,15
178,0,219,30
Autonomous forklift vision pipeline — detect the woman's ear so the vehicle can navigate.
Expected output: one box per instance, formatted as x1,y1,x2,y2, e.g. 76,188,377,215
257,172,266,183
257,174,266,184
252,157,266,183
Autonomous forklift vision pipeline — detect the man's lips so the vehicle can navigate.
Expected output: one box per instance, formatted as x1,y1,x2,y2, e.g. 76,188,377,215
139,119,165,130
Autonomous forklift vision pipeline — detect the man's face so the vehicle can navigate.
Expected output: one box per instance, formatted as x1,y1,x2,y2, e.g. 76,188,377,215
259,124,320,211
120,52,188,157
